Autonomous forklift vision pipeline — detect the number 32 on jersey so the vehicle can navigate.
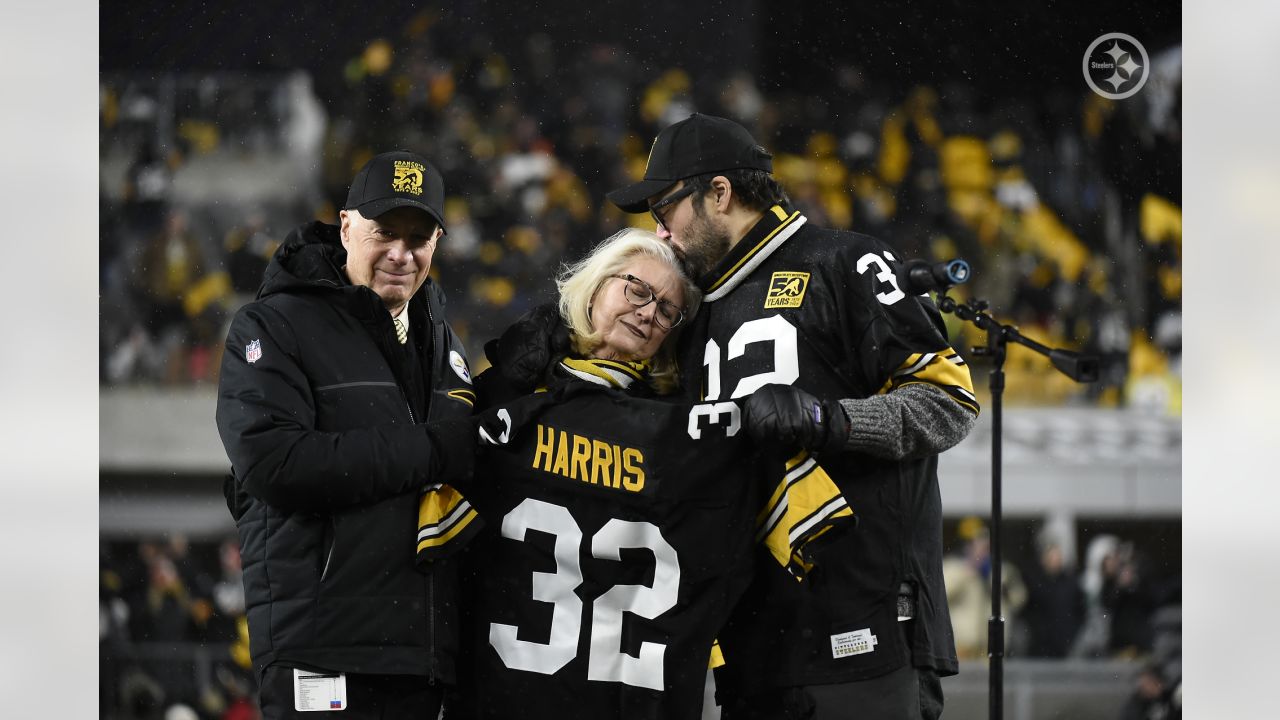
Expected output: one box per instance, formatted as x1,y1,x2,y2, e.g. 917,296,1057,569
489,403,740,691
490,499,678,691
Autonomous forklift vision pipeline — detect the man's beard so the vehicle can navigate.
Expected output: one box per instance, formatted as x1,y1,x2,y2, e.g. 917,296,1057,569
677,206,731,281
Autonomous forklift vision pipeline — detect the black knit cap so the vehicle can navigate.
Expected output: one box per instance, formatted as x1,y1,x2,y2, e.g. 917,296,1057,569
606,113,774,213
344,150,447,231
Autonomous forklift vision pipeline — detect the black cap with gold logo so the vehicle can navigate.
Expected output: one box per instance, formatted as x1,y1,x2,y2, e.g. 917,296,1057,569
345,150,447,231
606,113,773,213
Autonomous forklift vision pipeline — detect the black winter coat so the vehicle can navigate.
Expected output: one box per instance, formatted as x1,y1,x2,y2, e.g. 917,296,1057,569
216,221,476,682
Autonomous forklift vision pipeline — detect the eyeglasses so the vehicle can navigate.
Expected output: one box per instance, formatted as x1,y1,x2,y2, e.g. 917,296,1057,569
648,185,697,230
610,274,685,329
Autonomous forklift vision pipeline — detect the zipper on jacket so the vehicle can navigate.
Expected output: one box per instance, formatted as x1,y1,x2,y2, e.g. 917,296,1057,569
320,518,335,582
423,295,439,421
423,289,439,685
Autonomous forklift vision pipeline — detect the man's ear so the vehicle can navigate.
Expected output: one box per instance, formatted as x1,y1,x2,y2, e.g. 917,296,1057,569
710,175,733,213
338,210,352,248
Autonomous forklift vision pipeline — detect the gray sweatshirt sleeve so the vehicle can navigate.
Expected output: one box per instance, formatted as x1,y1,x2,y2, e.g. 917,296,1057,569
837,383,976,460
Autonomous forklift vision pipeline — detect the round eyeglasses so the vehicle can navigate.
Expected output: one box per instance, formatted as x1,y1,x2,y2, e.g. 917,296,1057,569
610,274,685,329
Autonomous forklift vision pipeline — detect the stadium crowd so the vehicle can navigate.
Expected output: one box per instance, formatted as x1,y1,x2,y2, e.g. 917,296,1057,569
99,13,1181,412
100,520,1181,719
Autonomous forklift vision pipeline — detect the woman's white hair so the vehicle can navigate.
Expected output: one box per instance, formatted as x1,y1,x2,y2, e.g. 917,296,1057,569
556,228,701,394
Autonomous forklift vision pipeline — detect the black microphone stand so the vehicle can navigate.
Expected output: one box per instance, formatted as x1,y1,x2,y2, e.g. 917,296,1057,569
933,292,1099,720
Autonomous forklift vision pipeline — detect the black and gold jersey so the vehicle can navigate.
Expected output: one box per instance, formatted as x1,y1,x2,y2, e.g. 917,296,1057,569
680,207,978,685
445,368,852,720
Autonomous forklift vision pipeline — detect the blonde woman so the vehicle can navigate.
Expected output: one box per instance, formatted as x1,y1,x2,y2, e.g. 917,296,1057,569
433,228,852,719
483,227,699,399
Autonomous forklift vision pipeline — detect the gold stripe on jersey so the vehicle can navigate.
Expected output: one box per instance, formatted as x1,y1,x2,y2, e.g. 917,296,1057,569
708,640,725,670
447,388,476,407
703,207,806,302
415,483,482,562
877,349,980,415
756,451,854,579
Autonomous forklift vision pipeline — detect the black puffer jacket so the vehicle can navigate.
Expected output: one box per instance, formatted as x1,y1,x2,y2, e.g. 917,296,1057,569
216,220,476,682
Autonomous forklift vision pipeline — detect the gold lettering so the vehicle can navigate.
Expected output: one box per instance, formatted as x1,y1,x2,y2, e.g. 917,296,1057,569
528,424,646,494
551,430,569,476
532,424,554,472
622,448,645,492
571,436,591,481
591,439,612,485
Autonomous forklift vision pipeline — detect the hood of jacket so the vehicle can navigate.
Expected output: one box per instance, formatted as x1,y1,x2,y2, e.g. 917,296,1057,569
258,221,349,298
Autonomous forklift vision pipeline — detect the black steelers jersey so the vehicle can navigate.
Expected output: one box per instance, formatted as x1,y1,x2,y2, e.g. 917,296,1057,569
437,363,853,720
679,207,979,685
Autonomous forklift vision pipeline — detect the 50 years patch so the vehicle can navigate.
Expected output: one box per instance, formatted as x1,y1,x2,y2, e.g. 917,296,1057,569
765,271,810,309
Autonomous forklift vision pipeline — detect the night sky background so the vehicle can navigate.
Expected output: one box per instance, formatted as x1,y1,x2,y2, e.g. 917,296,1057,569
100,0,1181,101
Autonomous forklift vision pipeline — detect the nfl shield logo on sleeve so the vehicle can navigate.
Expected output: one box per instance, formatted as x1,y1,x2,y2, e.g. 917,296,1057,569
246,339,263,364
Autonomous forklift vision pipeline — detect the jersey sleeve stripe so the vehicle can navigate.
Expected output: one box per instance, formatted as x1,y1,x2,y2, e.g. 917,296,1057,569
755,453,817,541
756,452,855,580
416,507,480,556
788,496,852,548
879,349,981,415
894,352,937,378
417,497,475,541
708,641,725,670
415,485,484,562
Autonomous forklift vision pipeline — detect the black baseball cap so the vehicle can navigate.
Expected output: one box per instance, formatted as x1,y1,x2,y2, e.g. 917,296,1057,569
606,113,774,213
345,150,447,231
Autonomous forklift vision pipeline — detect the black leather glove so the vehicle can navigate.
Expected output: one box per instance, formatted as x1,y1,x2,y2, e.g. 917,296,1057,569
423,418,482,486
743,384,850,455
484,303,572,393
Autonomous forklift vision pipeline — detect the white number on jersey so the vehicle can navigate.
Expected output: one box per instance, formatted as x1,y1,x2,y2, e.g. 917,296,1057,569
489,498,680,691
855,250,906,306
702,315,800,401
489,500,583,675
687,401,741,439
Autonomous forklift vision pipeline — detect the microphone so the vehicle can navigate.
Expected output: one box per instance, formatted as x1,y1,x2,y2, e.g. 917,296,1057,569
898,258,971,295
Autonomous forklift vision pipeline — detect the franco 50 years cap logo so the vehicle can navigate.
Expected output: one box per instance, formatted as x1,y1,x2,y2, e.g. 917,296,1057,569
392,159,426,196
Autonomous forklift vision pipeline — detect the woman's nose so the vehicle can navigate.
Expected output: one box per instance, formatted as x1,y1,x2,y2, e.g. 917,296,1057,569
633,301,657,323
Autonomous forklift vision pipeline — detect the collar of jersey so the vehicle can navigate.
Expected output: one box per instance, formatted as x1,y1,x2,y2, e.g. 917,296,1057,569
556,357,651,389
699,205,807,302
